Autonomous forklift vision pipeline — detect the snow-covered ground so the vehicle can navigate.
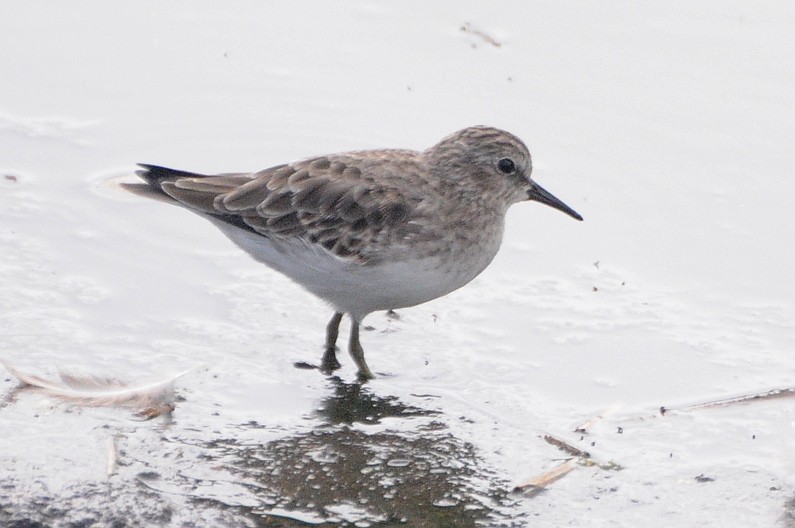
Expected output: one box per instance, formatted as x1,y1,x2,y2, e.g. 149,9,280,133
2,2,795,526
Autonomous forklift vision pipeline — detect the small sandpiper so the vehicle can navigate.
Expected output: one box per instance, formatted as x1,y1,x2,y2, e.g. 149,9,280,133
124,126,582,379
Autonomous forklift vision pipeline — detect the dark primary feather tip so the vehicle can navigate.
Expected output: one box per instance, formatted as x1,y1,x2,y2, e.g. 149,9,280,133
134,163,163,187
134,164,207,188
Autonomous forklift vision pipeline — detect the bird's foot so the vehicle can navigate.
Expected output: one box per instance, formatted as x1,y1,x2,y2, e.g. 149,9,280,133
320,347,342,374
355,364,375,382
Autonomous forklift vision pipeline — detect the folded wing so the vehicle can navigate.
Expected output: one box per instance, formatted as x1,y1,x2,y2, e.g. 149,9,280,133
134,154,421,262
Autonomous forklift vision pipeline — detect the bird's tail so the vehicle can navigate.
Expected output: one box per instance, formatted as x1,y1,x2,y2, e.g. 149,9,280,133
120,164,210,203
135,164,209,190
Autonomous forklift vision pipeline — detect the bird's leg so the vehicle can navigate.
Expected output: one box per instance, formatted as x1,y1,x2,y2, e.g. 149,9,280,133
349,321,374,381
320,312,343,373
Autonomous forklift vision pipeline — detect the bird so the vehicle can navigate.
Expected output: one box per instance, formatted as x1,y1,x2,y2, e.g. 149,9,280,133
123,126,582,380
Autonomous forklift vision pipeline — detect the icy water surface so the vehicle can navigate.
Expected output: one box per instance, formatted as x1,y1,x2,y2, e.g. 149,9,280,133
3,2,795,526
0,372,522,527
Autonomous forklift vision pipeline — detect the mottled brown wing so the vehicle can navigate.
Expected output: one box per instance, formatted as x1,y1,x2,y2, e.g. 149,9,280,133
153,154,422,262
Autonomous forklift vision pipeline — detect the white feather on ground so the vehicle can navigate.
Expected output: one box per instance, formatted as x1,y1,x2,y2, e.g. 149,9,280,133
0,358,191,418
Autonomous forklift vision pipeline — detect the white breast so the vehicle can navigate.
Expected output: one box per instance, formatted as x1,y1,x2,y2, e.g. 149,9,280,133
209,215,505,322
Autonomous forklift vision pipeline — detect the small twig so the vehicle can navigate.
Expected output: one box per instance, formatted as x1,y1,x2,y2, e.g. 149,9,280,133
544,434,590,459
573,413,607,434
513,459,578,496
517,384,795,498
460,22,502,48
663,386,795,414
106,435,119,477
515,410,621,497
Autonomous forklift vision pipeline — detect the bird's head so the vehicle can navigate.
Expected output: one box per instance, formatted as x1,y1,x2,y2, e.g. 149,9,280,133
427,126,583,221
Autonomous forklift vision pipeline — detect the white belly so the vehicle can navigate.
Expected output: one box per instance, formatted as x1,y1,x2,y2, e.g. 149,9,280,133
210,217,503,322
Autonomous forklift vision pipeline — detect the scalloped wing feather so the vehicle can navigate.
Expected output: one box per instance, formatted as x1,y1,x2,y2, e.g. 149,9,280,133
142,153,426,263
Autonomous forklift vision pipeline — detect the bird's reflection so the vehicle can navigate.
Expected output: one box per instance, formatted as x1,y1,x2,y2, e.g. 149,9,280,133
157,377,520,527
314,375,436,425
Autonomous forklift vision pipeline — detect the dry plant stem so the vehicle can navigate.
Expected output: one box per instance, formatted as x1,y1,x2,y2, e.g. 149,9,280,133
106,436,119,478
460,22,502,47
666,386,795,413
513,459,578,495
574,413,607,433
544,435,590,458
513,412,603,496
517,384,795,497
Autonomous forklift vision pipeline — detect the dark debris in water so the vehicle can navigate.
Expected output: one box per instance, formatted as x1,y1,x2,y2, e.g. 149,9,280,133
208,425,521,527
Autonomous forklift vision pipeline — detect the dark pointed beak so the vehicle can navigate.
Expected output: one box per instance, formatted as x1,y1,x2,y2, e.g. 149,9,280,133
527,181,583,221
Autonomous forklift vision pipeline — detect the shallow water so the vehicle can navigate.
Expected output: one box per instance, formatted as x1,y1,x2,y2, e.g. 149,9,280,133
0,370,523,526
3,2,795,526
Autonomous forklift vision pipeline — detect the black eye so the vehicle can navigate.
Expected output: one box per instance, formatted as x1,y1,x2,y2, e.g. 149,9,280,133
497,158,516,174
